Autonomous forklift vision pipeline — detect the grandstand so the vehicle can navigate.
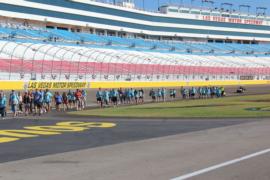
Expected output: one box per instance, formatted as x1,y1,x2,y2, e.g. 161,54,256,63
0,0,269,84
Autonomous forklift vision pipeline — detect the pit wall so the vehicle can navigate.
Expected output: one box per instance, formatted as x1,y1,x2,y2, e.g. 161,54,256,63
1,80,270,90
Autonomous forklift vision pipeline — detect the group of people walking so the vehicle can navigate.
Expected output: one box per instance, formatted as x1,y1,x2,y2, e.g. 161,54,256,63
0,89,87,119
147,86,226,102
96,88,145,108
180,86,226,99
0,86,227,119
149,88,169,102
96,86,226,108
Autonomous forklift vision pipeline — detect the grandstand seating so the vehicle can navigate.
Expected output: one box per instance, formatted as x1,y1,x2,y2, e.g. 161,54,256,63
0,23,270,81
0,24,269,55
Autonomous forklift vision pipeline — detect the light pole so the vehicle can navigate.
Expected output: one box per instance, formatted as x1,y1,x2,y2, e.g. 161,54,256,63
221,2,233,13
203,0,214,9
256,7,267,16
239,5,250,15
191,0,195,6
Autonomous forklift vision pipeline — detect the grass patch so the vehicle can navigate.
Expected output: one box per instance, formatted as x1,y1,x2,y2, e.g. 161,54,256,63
69,94,270,118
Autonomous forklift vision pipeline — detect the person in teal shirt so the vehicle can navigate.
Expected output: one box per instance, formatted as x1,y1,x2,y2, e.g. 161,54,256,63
217,87,222,98
9,90,19,117
44,89,53,112
207,87,211,98
157,89,162,102
103,89,110,106
0,92,7,119
81,90,87,109
173,89,176,98
126,89,132,104
130,88,135,103
67,90,73,109
96,88,103,108
112,89,118,106
161,88,166,102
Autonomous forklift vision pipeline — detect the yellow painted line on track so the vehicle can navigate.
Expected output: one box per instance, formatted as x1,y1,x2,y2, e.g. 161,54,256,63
0,131,38,138
0,137,20,143
24,126,87,132
0,121,116,144
0,130,61,136
56,121,117,128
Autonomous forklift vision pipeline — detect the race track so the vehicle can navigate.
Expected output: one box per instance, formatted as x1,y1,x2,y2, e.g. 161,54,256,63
0,89,270,180
0,114,251,163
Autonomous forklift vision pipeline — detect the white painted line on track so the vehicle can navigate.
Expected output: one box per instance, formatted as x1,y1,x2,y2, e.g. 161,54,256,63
171,148,270,180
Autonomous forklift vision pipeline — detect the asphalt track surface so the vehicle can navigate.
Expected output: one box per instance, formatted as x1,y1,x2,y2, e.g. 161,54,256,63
0,116,269,180
0,114,251,163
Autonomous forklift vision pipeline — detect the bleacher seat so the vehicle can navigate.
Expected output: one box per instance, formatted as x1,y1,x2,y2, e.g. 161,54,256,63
0,24,269,56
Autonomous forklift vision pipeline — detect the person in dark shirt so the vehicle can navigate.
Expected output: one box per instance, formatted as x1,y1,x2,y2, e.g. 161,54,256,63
23,91,31,116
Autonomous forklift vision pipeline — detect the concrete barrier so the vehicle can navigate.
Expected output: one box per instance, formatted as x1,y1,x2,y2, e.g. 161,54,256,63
1,80,270,91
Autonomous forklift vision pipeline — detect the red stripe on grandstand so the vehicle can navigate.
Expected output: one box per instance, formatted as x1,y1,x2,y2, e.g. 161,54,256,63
0,59,269,75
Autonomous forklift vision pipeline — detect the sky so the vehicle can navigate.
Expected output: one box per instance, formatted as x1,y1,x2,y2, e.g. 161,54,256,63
114,0,270,15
